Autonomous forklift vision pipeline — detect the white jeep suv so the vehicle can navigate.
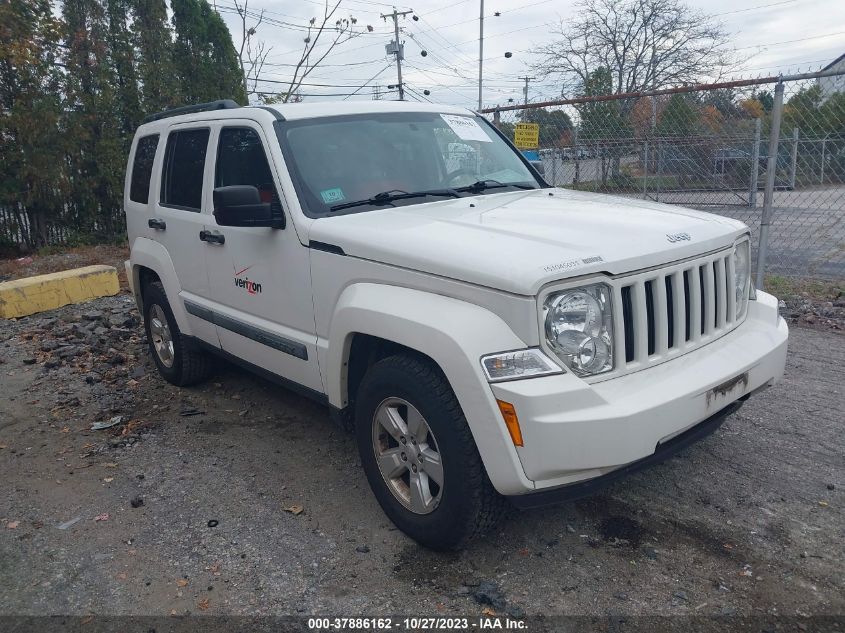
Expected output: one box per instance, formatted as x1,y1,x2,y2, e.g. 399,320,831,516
123,99,788,550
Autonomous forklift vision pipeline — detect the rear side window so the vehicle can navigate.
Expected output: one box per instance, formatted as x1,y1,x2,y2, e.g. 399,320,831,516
160,129,210,211
129,134,159,204
215,127,280,209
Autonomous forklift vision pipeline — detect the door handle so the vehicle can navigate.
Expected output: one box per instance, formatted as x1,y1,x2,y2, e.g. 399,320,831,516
148,218,166,230
199,229,225,245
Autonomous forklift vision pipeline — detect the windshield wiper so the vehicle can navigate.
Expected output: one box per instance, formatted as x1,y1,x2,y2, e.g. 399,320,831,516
329,189,460,212
454,179,538,194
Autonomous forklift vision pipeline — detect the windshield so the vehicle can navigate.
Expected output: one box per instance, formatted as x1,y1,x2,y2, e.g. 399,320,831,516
275,111,542,215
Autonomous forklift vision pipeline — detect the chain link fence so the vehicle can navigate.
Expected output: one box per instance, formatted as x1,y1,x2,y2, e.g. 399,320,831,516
483,69,845,282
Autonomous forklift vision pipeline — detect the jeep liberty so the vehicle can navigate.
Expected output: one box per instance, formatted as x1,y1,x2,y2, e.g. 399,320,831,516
124,99,789,550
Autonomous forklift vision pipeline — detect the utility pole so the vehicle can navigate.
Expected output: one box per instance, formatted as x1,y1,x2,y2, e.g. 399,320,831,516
477,0,484,110
519,76,533,106
381,7,413,101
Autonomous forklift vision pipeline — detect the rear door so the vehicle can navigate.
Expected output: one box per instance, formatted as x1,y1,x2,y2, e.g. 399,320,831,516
200,120,322,393
150,125,218,345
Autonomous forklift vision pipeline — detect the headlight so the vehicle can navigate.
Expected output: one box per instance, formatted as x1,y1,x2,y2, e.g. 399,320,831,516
480,349,563,382
734,240,751,319
543,283,613,376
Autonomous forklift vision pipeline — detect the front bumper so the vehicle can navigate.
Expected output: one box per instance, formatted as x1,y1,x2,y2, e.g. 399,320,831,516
490,290,788,494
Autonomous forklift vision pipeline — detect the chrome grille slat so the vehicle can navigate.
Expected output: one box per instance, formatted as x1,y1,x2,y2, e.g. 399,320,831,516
632,280,648,363
610,246,744,378
653,275,669,356
702,263,715,337
714,257,727,330
726,255,737,323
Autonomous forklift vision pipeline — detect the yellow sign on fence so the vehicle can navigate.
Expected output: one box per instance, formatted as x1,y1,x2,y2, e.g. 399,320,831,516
513,123,540,149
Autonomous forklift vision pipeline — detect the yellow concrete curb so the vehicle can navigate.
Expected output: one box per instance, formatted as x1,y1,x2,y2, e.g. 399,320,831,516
0,265,120,319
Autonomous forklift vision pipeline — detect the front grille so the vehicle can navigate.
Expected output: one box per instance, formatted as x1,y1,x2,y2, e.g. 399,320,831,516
611,247,741,372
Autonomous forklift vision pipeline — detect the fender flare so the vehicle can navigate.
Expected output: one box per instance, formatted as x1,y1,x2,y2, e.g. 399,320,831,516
326,282,534,494
129,238,191,335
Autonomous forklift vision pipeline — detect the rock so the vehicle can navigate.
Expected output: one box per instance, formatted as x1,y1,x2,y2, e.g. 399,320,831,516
129,366,145,379
827,483,835,491
644,548,658,560
40,341,59,352
83,310,105,321
57,346,80,359
613,592,628,601
108,354,126,366
23,357,37,365
673,590,689,602
130,496,144,508
94,326,109,336
474,581,507,611
355,544,370,553
507,605,525,618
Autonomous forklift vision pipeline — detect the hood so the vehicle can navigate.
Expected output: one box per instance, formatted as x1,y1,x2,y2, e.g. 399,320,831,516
308,188,748,295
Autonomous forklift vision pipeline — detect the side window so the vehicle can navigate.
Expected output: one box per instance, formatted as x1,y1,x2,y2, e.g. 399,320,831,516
160,128,210,211
215,127,282,214
130,134,159,204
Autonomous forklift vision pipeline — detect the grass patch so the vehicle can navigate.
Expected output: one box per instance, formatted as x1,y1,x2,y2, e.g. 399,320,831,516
764,275,842,301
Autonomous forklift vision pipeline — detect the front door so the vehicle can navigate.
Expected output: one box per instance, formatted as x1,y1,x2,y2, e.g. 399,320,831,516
200,121,322,393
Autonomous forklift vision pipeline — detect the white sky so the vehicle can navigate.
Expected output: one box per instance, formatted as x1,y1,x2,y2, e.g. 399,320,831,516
214,0,845,107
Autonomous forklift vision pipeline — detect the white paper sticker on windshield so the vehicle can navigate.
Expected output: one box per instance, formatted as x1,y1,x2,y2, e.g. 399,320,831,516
440,114,492,143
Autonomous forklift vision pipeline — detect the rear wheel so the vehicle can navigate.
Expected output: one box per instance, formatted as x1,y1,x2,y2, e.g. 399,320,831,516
142,281,212,386
355,354,505,550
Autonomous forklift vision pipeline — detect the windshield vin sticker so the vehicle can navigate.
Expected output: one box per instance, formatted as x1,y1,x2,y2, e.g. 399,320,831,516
440,114,492,143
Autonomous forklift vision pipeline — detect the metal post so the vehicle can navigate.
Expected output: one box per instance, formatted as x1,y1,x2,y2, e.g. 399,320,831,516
493,107,500,129
656,140,663,202
820,137,826,184
477,0,484,110
573,126,580,185
789,127,799,190
755,81,784,289
749,118,761,208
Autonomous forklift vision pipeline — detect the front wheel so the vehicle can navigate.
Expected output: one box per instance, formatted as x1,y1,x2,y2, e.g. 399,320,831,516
142,281,212,387
355,354,505,550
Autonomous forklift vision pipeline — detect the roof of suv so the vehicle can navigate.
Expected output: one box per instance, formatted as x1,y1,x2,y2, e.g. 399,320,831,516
138,100,478,130
264,100,475,120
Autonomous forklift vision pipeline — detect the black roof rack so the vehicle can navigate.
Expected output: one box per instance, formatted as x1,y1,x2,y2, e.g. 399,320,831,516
143,99,241,124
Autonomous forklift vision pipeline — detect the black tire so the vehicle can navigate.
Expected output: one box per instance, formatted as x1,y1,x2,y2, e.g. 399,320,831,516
355,354,506,550
142,281,212,386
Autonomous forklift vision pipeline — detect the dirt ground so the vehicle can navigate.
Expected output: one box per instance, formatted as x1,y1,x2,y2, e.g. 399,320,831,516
0,293,843,623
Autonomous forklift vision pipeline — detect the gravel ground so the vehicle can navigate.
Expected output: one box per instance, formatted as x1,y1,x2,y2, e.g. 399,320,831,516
0,295,843,620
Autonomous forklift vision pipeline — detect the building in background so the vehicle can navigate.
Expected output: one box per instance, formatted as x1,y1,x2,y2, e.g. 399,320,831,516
818,53,845,99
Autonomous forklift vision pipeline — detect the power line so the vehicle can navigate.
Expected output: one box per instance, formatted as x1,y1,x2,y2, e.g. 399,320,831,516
343,63,394,100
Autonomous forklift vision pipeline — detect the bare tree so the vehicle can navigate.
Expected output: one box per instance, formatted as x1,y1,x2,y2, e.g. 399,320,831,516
534,0,735,99
260,1,373,104
232,0,272,98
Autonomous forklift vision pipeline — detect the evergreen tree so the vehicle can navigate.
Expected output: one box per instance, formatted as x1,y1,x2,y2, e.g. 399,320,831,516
171,0,246,105
133,0,178,113
105,0,142,133
0,0,66,248
62,0,126,238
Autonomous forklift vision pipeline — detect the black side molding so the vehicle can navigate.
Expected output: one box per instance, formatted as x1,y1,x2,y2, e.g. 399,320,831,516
309,241,346,256
507,401,743,510
186,335,327,406
184,301,308,360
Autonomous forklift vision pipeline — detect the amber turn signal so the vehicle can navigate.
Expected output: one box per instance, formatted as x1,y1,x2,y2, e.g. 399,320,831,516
496,399,523,447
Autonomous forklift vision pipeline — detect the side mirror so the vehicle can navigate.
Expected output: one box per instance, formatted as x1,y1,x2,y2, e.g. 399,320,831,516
213,185,284,229
530,160,545,176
